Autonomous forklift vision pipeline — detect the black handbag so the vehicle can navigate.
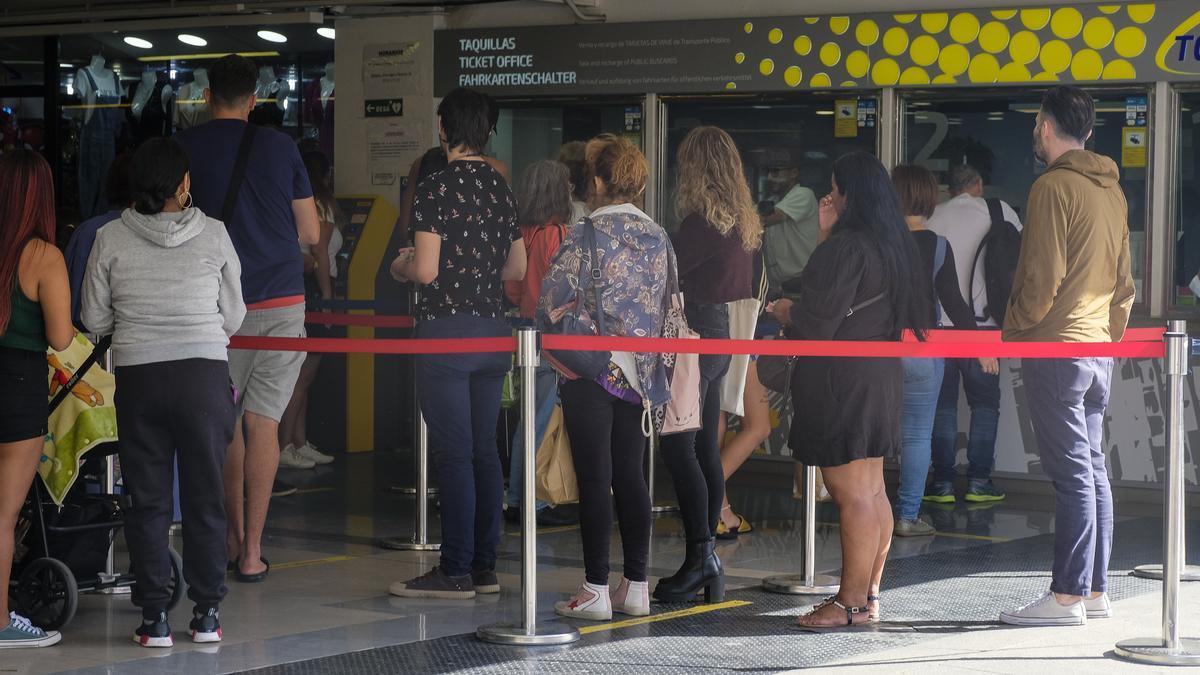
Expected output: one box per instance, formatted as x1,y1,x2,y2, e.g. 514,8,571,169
544,217,612,380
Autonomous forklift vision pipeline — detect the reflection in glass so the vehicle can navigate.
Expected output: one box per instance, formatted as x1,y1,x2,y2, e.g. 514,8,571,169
491,103,640,189
1175,93,1200,306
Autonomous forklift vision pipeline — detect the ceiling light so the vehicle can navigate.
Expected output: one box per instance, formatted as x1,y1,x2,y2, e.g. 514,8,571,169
59,62,72,68
257,30,287,43
124,36,153,49
178,34,207,47
816,110,835,116
317,27,335,40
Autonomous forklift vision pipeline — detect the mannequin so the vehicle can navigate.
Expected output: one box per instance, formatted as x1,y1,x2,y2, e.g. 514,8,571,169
76,54,124,218
174,68,211,131
130,70,173,141
249,65,286,128
320,62,335,108
305,61,336,160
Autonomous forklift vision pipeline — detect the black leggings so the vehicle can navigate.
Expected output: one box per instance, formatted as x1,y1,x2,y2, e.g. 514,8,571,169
660,367,726,542
559,378,651,585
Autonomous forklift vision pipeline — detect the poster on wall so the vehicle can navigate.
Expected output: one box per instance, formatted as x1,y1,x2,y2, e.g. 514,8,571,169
368,119,422,186
364,42,426,97
1122,126,1148,167
834,99,858,137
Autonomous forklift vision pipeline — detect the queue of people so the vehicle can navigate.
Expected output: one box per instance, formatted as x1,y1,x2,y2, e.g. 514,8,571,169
0,81,1134,650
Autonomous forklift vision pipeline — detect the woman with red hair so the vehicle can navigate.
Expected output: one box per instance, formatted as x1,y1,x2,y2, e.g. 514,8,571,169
0,149,73,649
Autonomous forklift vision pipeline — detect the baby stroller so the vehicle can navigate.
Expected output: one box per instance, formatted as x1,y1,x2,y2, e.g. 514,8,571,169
8,336,184,630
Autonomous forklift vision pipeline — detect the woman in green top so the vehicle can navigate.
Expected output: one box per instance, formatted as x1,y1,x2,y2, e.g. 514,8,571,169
0,149,74,649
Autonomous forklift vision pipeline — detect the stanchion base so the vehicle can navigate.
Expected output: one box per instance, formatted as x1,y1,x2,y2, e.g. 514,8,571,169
378,537,440,551
476,622,580,646
1115,637,1200,666
762,574,840,595
1132,564,1200,581
650,503,679,515
390,486,440,496
96,587,132,595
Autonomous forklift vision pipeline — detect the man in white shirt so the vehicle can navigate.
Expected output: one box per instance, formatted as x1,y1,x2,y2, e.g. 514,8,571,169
924,164,1022,505
759,157,820,293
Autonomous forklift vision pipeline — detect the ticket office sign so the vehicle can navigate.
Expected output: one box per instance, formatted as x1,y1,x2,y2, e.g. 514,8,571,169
435,2,1200,96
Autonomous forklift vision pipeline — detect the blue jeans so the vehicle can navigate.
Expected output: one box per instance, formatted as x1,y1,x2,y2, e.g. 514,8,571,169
932,358,1000,483
897,357,944,521
506,363,557,511
415,315,511,577
1021,358,1114,596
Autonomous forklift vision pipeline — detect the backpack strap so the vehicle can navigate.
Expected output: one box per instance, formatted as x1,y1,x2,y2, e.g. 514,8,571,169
220,123,259,227
579,217,607,337
932,235,947,325
985,197,1005,228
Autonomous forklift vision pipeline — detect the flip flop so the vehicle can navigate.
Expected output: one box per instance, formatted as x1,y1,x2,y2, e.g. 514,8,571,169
235,557,271,583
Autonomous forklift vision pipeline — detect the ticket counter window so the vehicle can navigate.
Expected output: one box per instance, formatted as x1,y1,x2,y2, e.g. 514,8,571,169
490,102,641,188
1173,92,1200,307
903,92,1149,304
662,97,879,233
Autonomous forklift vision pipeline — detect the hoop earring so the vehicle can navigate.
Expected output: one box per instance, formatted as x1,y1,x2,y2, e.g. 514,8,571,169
177,191,192,209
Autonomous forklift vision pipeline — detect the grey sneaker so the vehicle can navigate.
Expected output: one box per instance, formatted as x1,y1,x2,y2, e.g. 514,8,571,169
471,569,500,594
966,479,1006,503
389,566,475,599
894,518,937,537
0,612,61,649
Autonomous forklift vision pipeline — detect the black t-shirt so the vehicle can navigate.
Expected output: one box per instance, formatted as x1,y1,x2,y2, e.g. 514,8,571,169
411,160,519,320
911,229,976,329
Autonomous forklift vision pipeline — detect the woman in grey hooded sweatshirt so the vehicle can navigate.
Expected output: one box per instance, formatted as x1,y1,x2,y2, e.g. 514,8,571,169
82,137,245,649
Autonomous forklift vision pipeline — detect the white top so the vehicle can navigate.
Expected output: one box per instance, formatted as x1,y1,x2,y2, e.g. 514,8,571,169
300,201,342,278
762,183,819,290
926,193,1024,328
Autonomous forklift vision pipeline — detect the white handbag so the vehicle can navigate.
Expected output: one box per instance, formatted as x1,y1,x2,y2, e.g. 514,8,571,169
719,297,762,417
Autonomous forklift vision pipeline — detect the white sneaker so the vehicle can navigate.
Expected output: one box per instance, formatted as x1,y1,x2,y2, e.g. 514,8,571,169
296,442,334,465
1083,593,1112,619
279,444,316,469
1000,592,1087,626
611,577,649,617
554,581,611,621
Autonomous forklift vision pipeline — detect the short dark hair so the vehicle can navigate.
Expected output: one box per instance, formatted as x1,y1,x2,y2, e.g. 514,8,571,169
517,159,571,227
947,164,982,195
104,154,134,207
132,138,189,215
208,55,258,108
891,164,939,219
557,141,587,201
1041,86,1095,144
437,88,491,154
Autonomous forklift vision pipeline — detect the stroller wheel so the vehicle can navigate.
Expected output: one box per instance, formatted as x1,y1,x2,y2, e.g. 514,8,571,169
165,547,186,611
16,558,78,631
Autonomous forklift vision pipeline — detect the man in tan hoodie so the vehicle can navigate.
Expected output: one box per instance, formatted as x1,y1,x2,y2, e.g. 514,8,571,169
999,86,1135,628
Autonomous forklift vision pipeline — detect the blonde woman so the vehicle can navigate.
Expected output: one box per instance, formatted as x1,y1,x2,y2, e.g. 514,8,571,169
655,126,762,603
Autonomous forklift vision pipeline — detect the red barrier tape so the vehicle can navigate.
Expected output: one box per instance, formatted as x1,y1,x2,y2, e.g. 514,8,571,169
229,334,1165,359
304,312,415,329
907,326,1165,343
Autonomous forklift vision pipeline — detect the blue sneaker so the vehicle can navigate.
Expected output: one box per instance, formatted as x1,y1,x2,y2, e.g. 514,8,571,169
966,479,1006,503
0,612,61,649
923,481,956,504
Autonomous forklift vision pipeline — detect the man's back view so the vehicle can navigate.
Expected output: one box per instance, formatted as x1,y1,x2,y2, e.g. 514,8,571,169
175,54,320,585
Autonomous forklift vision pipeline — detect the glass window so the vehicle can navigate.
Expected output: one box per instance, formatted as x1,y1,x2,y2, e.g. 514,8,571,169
1173,90,1200,307
662,96,879,232
0,37,47,87
902,90,1150,304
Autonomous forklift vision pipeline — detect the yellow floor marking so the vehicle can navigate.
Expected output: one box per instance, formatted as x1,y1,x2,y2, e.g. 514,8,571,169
271,555,356,570
577,600,752,635
506,525,580,537
815,521,1010,543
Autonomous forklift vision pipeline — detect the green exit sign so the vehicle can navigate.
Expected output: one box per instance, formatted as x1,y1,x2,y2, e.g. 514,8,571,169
365,98,404,117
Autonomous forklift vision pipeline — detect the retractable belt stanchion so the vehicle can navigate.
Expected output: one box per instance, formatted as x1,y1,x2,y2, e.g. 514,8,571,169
648,432,678,515
763,465,840,595
1115,321,1200,666
478,328,580,646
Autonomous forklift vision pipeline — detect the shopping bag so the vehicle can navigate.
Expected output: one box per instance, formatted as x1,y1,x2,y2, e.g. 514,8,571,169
658,292,702,435
534,405,578,505
719,296,762,417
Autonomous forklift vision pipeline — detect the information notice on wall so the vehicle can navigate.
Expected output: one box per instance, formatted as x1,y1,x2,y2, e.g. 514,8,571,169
368,120,422,186
364,42,425,97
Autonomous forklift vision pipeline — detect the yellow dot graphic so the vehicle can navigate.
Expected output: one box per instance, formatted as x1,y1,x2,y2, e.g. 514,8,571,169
998,62,1032,82
1070,49,1104,81
939,43,970,76
883,27,910,56
979,21,1011,54
1083,17,1115,50
744,22,754,34
769,28,784,44
841,80,858,87
1114,27,1147,58
856,19,880,46
805,17,820,25
932,73,956,84
1099,5,1120,15
810,72,832,87
1102,59,1136,79
784,65,803,87
921,13,949,34
794,35,813,56
991,10,1018,20
726,82,738,90
1009,30,1040,65
1128,4,1155,24
1020,8,1051,31
895,14,917,24
820,42,842,67
759,58,775,76
1039,40,1072,75
872,58,901,85
1051,8,1083,40
1032,71,1060,82
847,50,871,78
830,17,851,35
968,53,1001,83
734,52,746,64
949,13,981,44
911,35,941,67
900,66,931,85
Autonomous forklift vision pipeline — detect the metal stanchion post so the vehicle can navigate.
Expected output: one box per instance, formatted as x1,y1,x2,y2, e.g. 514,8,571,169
648,432,679,515
96,342,129,594
392,287,437,498
1115,321,1200,665
478,328,579,646
763,466,840,595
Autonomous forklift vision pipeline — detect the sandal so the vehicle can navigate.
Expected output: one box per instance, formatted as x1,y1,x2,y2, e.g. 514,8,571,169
234,557,271,583
867,593,880,622
796,596,872,628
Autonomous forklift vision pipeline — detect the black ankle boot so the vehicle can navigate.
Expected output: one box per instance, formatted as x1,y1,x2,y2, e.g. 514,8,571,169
652,538,725,603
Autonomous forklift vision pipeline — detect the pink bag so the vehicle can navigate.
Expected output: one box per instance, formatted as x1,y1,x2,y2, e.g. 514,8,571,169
658,292,702,436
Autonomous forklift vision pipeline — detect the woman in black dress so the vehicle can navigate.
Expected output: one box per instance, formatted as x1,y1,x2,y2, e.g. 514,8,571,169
771,152,931,628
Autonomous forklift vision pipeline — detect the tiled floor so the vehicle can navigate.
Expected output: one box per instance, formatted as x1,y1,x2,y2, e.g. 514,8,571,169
7,451,1197,674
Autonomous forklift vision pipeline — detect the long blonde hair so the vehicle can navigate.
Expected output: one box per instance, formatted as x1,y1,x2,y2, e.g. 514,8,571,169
673,126,762,251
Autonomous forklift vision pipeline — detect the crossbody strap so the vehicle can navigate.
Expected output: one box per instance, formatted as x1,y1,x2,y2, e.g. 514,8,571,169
579,217,607,337
48,335,113,414
845,291,886,317
220,123,259,227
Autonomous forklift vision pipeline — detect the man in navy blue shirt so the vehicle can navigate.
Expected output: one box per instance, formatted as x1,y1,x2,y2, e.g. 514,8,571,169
175,55,319,587
65,154,133,330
